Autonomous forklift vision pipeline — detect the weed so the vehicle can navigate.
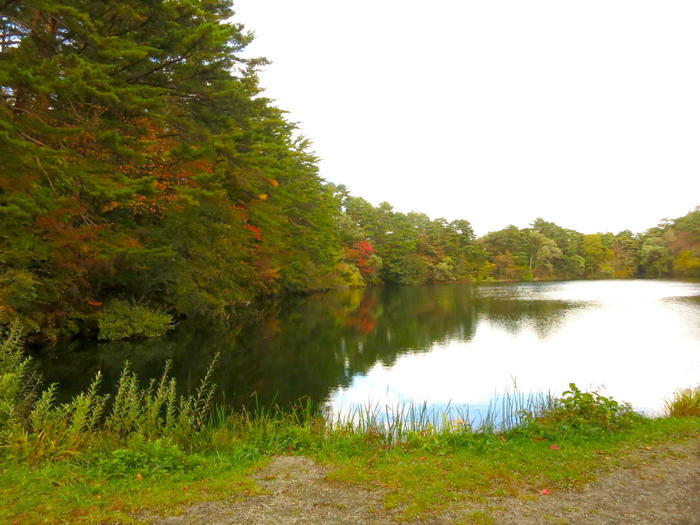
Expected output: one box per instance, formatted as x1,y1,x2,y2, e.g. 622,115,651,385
664,386,700,417
523,383,643,434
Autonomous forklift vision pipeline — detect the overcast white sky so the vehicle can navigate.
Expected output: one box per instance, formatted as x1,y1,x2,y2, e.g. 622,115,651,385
233,0,700,236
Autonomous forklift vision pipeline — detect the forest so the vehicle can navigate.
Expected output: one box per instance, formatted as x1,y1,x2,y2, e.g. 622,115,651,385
1,1,699,343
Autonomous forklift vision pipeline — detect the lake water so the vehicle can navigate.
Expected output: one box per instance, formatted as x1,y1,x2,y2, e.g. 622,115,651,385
37,280,700,422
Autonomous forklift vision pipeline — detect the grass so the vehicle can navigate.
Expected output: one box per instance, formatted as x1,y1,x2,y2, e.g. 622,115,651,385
0,452,258,524
665,386,700,417
1,323,699,523
319,416,699,521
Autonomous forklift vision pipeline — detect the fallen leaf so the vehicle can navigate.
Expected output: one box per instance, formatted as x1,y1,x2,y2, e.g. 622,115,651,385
419,456,428,460
550,444,560,450
539,488,552,496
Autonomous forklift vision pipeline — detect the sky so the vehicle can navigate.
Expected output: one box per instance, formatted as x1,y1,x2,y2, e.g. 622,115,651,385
232,0,700,236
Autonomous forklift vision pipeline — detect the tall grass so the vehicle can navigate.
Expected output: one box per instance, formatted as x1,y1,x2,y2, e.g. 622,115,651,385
0,323,219,462
665,386,700,417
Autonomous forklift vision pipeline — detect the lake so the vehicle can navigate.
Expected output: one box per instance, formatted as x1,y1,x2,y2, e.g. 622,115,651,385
37,280,700,423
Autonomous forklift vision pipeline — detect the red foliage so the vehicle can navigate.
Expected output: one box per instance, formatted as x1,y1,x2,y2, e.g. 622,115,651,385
346,295,379,334
356,240,375,257
345,240,377,276
244,224,263,241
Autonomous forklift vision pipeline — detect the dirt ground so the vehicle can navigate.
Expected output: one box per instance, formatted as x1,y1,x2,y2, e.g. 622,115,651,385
147,438,700,525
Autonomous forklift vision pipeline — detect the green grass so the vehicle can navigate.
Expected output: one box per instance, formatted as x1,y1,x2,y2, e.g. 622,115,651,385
0,452,259,524
318,416,700,522
1,415,697,524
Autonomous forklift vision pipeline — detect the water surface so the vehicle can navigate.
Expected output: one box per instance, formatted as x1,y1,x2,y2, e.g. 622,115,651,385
38,280,700,419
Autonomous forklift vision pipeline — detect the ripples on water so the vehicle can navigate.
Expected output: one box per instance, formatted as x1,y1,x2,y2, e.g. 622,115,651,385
38,280,700,421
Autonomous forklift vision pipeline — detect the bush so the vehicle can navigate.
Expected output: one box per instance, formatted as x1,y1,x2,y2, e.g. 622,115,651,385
99,437,192,477
527,383,643,433
98,300,173,340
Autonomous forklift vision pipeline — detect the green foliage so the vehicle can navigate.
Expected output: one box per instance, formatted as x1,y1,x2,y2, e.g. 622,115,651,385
674,250,700,278
664,386,700,417
529,383,642,433
639,237,672,277
98,300,173,341
0,0,344,340
105,357,218,444
99,438,191,478
0,325,219,461
0,1,697,345
0,323,31,435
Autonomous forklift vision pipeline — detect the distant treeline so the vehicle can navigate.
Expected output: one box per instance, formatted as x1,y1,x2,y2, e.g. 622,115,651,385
332,189,700,286
1,1,698,343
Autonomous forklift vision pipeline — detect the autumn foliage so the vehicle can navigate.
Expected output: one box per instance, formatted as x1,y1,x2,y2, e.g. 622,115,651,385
0,3,697,343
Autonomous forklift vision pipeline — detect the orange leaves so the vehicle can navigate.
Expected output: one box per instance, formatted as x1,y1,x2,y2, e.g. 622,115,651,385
87,298,103,308
357,317,377,333
267,178,280,187
258,193,268,201
35,202,88,232
244,224,263,241
102,201,120,213
0,300,16,315
129,192,178,217
258,266,281,283
119,236,143,249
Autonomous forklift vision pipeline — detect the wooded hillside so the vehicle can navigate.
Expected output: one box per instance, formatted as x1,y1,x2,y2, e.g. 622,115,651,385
1,1,698,343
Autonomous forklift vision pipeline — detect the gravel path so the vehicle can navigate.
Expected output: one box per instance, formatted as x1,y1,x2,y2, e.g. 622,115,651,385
147,438,699,525
151,456,394,525
489,440,700,525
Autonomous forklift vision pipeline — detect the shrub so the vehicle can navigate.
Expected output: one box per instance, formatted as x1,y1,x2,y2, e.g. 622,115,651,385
527,383,643,433
98,300,173,341
99,437,192,477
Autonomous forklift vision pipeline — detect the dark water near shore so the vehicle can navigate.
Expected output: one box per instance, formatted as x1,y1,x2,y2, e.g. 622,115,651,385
36,280,700,418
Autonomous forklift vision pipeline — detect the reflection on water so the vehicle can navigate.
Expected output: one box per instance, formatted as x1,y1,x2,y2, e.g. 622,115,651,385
37,280,700,418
